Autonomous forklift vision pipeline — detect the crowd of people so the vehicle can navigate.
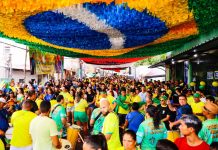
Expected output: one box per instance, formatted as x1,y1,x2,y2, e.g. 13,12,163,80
0,76,217,150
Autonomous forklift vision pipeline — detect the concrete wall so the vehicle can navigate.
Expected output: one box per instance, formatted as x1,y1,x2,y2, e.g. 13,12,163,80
12,69,38,83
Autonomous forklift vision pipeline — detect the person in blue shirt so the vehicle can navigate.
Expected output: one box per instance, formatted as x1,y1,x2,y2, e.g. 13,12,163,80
44,88,55,102
169,94,192,129
0,98,9,147
123,102,144,133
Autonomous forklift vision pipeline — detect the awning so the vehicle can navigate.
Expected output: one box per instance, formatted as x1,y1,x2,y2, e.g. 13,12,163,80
149,36,218,68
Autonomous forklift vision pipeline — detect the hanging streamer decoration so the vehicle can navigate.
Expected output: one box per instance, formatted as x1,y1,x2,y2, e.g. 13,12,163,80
81,57,146,65
0,0,218,59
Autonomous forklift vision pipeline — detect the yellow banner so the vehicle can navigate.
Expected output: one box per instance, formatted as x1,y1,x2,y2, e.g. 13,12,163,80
29,49,56,75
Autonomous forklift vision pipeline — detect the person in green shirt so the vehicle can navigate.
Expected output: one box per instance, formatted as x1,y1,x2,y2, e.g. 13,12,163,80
136,105,167,150
113,87,130,126
198,101,218,144
50,95,67,138
90,107,105,135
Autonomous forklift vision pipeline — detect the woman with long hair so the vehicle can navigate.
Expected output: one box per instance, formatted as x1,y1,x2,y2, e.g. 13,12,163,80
16,88,24,103
136,105,167,150
86,86,95,121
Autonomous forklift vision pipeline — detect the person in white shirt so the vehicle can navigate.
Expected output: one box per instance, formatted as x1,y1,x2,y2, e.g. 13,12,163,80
29,101,61,150
138,86,146,102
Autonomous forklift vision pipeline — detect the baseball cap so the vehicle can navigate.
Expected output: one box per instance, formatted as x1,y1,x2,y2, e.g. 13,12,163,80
0,98,6,103
203,101,218,115
160,95,168,101
193,93,200,98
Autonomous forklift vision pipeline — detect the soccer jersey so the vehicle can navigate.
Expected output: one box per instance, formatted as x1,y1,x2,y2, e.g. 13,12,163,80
35,98,43,108
117,95,130,115
91,108,105,135
136,118,167,150
74,99,88,112
198,118,218,144
11,110,37,147
102,112,121,150
60,92,74,108
187,96,194,105
130,95,141,103
50,99,58,108
50,104,67,132
191,102,205,121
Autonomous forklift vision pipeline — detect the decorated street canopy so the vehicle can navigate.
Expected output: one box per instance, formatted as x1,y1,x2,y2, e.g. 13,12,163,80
81,57,146,65
101,67,128,72
0,0,218,61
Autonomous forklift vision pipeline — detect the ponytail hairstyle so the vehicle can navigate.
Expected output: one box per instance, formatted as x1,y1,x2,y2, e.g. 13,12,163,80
146,105,160,129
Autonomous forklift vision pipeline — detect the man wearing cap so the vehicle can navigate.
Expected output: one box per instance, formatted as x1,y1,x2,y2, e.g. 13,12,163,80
157,95,170,130
198,101,218,144
191,93,205,122
0,97,9,147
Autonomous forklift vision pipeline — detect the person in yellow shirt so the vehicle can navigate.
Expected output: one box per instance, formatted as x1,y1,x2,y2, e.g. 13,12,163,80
107,91,115,105
74,91,88,135
50,99,58,108
129,88,141,103
0,139,4,150
10,100,37,149
107,91,116,110
112,87,130,126
60,86,74,123
100,99,121,150
164,84,172,99
94,88,101,108
186,89,194,105
35,94,44,108
95,90,107,108
9,80,17,94
191,93,205,122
